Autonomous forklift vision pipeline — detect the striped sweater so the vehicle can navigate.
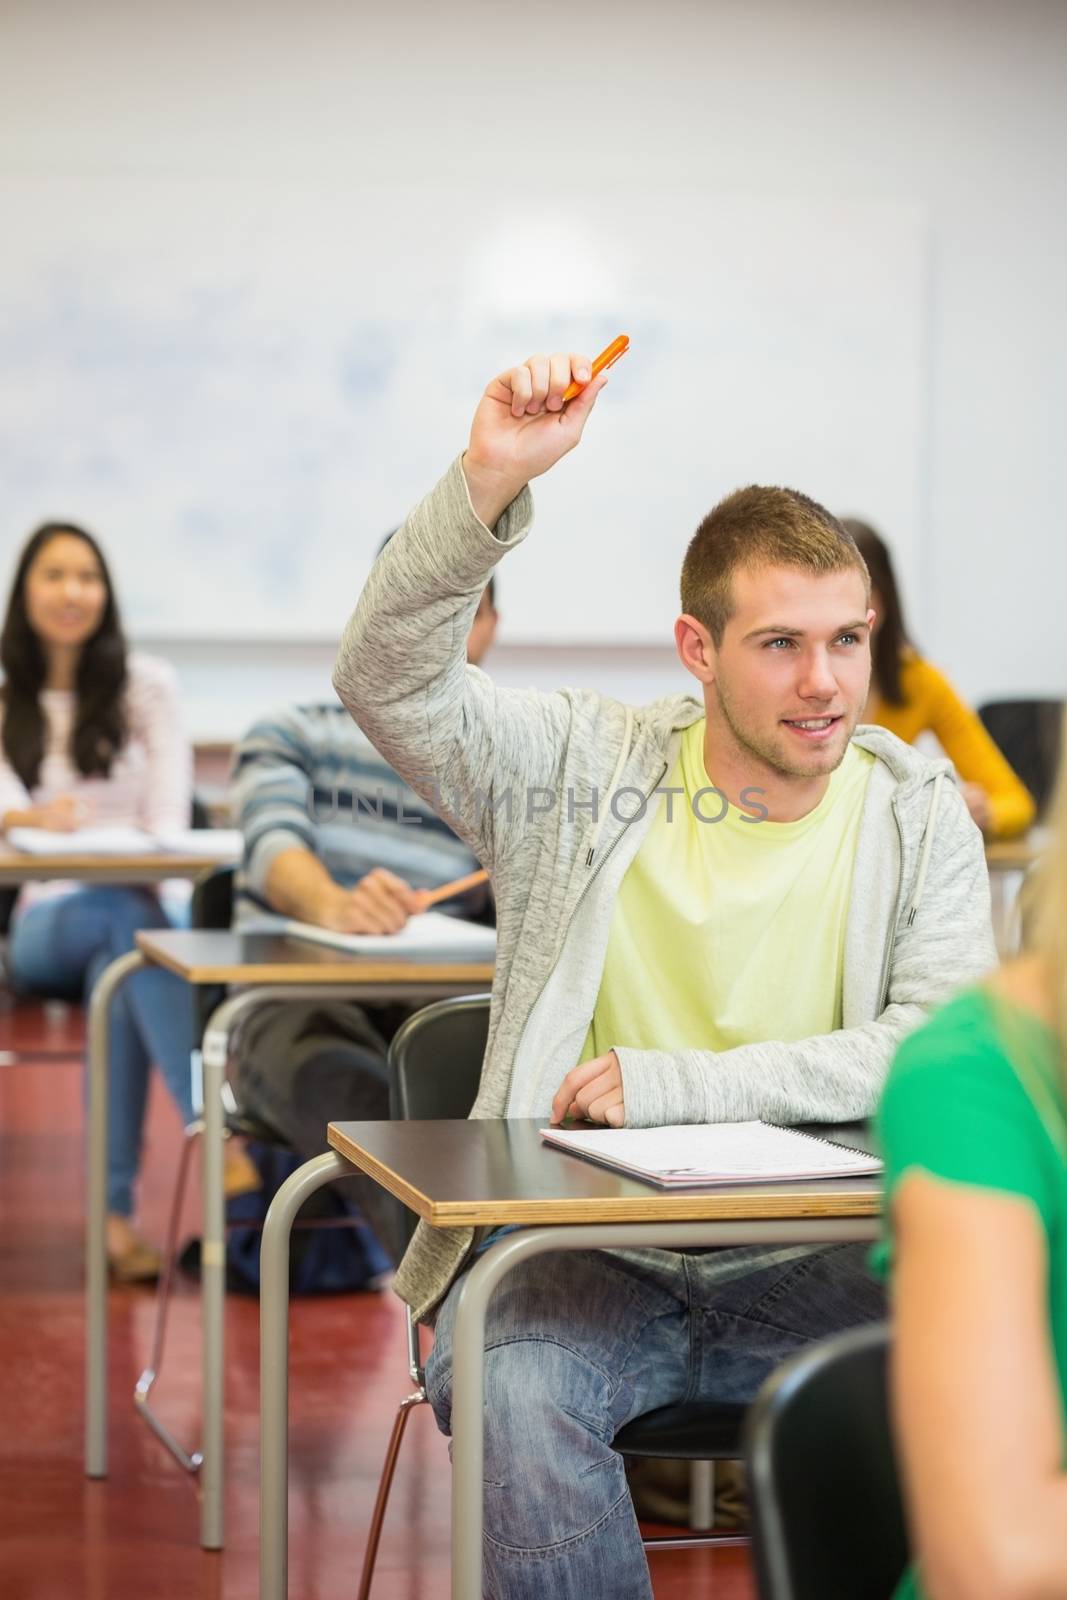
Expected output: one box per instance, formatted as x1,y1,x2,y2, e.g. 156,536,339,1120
231,700,479,918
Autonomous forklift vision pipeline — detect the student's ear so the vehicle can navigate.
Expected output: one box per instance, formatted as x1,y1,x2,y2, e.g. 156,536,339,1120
674,614,716,686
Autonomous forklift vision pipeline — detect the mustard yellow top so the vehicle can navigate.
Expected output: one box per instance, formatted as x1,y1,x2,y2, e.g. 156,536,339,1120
870,654,1035,839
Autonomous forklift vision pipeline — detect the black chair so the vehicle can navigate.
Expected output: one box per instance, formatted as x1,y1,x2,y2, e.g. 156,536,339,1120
189,864,235,1036
0,888,17,991
978,698,1064,817
744,1322,908,1600
356,994,748,1600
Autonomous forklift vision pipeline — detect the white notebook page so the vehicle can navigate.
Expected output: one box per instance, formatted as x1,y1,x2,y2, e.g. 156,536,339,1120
540,1121,882,1186
242,910,496,961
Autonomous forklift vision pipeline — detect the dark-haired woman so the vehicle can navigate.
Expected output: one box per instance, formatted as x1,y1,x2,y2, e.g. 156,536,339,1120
0,522,196,1280
845,519,1035,840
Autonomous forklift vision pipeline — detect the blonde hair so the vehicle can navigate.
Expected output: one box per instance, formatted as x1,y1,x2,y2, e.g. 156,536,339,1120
1032,709,1067,1067
999,709,1067,1152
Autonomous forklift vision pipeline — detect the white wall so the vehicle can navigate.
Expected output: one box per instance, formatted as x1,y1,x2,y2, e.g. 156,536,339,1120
2,0,1064,739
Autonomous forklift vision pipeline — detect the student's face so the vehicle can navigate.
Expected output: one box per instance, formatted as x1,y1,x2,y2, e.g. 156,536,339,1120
696,564,875,780
24,534,109,651
466,588,498,667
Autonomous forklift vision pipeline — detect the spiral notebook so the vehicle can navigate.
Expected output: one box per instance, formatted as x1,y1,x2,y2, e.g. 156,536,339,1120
539,1121,882,1188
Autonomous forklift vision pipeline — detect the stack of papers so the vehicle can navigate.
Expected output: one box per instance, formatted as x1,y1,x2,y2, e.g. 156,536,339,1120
540,1121,882,1187
5,826,244,861
243,909,496,961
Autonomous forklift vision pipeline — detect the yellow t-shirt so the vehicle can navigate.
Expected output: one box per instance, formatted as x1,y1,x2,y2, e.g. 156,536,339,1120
581,720,876,1060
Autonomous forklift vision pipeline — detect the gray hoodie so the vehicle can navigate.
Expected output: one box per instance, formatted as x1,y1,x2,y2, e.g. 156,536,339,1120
334,457,997,1319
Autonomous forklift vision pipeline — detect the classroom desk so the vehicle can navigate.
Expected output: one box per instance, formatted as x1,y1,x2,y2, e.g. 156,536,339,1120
985,828,1049,953
985,829,1048,875
0,846,232,887
83,928,493,1552
0,848,235,1066
258,1118,881,1600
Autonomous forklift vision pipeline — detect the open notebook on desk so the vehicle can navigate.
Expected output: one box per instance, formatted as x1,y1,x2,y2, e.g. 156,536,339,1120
540,1121,882,1188
5,826,243,860
241,909,496,961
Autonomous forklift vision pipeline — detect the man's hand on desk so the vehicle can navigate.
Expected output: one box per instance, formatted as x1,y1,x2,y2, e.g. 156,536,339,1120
549,1051,624,1128
314,868,422,936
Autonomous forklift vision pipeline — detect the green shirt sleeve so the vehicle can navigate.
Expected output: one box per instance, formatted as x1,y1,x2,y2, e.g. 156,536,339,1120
874,992,1061,1272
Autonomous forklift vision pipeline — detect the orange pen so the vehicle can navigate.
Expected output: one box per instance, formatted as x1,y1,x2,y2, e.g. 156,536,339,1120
414,868,489,910
561,334,630,402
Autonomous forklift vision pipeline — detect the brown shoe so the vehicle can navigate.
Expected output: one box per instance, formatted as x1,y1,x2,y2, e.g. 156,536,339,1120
107,1236,163,1284
106,1215,163,1284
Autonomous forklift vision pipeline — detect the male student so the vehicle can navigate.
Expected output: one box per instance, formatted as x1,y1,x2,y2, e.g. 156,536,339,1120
332,351,996,1598
227,583,497,1256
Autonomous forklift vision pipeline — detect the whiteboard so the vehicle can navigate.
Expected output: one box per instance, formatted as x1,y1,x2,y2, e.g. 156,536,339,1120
0,178,926,643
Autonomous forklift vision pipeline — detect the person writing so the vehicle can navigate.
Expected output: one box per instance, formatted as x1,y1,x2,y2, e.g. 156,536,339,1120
845,518,1035,839
332,350,995,1598
0,521,197,1281
877,715,1067,1599
224,580,497,1258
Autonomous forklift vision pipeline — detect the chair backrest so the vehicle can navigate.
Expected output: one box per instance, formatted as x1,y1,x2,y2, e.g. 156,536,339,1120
387,995,490,1251
388,994,490,1121
189,866,235,1036
978,698,1064,816
744,1322,908,1600
190,865,235,930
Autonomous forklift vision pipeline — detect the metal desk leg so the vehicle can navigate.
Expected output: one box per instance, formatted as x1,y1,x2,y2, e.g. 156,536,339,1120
449,1217,875,1600
198,1018,228,1549
196,985,385,1551
260,1151,352,1600
85,949,147,1478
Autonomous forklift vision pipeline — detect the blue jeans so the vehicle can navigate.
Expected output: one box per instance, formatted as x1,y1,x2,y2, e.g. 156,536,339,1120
426,1241,885,1600
8,887,198,1217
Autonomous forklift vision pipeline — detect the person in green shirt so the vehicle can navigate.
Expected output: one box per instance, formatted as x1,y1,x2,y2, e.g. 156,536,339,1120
878,713,1067,1599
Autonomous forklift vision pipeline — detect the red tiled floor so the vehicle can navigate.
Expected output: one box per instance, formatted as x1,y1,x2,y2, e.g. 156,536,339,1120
0,1000,756,1598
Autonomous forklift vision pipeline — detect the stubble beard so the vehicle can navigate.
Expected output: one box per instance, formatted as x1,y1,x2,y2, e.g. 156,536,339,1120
713,680,854,781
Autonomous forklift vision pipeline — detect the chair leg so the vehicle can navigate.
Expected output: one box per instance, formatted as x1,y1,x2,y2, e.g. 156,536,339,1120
133,1118,205,1471
356,1389,427,1600
689,1459,715,1529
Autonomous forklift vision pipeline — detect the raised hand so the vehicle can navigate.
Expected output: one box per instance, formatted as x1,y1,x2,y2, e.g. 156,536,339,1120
463,351,609,528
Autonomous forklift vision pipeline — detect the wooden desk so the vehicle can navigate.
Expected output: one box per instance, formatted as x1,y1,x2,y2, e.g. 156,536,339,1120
985,828,1049,954
985,828,1049,875
259,1120,881,1600
327,1116,881,1228
0,847,231,886
139,928,494,988
84,928,492,1552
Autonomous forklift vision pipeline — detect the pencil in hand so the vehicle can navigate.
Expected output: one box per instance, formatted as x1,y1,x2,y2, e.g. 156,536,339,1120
413,868,490,911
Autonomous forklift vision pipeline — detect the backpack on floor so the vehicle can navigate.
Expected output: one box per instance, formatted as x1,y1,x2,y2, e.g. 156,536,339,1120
183,1140,393,1295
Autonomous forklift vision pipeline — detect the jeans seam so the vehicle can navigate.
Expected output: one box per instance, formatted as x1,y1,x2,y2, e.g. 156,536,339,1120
428,1330,646,1445
731,1242,853,1324
682,1252,701,1405
483,1482,635,1558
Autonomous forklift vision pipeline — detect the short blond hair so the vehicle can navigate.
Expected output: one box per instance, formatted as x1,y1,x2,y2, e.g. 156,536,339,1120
681,485,870,645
